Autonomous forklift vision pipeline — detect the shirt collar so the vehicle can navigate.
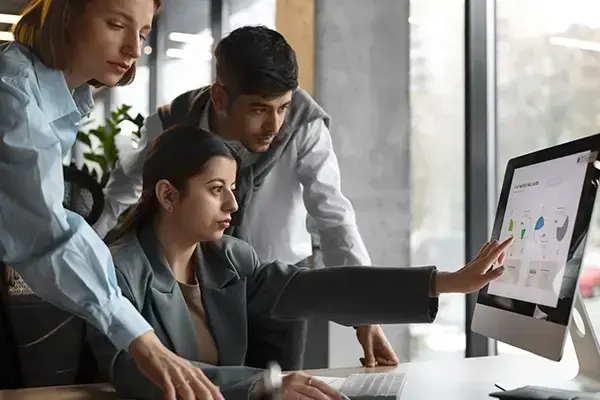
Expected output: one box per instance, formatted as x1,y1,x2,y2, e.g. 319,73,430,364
32,55,94,122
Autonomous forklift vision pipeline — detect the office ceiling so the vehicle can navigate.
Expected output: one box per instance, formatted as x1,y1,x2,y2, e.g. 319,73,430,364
0,0,26,15
0,0,25,36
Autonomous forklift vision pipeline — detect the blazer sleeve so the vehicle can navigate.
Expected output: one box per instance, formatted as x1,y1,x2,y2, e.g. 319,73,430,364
242,241,439,326
87,268,264,400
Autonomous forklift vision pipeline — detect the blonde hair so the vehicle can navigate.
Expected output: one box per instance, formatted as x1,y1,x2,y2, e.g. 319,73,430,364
12,0,161,88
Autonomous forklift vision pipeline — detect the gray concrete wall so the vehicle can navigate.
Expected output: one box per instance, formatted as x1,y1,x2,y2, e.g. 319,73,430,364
314,0,412,366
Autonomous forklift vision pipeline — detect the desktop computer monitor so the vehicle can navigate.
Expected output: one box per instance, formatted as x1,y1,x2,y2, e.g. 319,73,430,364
471,133,600,365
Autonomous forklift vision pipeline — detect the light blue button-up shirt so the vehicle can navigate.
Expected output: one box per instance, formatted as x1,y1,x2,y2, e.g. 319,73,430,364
0,42,152,350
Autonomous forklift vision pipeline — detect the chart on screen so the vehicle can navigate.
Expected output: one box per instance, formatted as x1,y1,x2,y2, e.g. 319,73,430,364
489,151,589,307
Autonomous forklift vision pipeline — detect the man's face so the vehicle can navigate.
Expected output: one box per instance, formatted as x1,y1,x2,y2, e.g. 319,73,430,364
226,91,293,153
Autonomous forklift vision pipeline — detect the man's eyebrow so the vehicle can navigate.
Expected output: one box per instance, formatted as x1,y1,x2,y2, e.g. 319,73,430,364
249,101,270,107
249,101,291,108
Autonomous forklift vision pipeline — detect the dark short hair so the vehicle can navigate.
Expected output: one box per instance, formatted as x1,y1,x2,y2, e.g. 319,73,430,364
214,25,298,98
119,126,240,234
12,0,162,88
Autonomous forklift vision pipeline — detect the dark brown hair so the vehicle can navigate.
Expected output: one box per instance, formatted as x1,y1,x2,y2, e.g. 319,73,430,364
214,25,298,99
118,126,240,236
12,0,162,88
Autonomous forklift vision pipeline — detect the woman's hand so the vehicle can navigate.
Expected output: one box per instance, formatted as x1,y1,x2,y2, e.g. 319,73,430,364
282,372,346,400
129,331,224,400
436,237,513,295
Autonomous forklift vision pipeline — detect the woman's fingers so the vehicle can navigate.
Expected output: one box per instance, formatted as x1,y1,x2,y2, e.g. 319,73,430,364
477,241,492,257
284,373,343,400
308,378,344,400
185,367,218,400
484,237,513,265
168,367,195,400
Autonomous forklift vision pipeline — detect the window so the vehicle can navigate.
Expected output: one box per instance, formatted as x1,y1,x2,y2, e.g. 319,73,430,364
110,64,151,163
409,0,466,360
225,0,276,35
113,66,150,119
495,0,600,354
159,0,212,105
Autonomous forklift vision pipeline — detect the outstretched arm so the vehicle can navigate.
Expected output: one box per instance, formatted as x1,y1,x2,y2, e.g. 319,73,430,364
245,238,512,325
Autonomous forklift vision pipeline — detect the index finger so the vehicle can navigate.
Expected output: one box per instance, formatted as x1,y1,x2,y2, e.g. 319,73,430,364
485,237,513,263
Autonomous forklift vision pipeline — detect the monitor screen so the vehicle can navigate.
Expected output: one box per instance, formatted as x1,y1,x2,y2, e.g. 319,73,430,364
477,146,600,327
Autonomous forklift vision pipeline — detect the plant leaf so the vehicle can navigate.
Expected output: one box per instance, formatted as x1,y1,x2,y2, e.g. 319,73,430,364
89,126,107,143
71,104,147,188
106,119,117,134
84,152,108,172
76,131,92,147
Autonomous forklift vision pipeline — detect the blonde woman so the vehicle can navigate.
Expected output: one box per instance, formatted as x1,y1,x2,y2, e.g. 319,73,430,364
0,1,222,399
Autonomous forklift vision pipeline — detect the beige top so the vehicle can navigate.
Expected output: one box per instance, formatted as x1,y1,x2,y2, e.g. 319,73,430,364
177,280,219,364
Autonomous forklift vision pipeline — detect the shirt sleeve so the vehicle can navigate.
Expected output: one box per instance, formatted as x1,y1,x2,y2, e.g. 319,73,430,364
92,113,163,238
0,76,152,350
296,118,372,266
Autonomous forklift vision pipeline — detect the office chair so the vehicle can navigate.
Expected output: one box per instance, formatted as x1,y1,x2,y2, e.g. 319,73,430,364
0,164,105,389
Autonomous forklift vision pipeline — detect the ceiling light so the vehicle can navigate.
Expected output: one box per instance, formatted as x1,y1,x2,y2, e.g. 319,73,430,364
0,31,14,41
168,31,213,46
165,48,212,61
0,14,20,24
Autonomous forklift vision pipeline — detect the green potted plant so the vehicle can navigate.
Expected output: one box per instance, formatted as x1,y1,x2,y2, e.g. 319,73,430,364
75,104,145,187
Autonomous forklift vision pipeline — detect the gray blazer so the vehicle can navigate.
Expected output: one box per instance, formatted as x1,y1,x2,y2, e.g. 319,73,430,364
87,224,439,399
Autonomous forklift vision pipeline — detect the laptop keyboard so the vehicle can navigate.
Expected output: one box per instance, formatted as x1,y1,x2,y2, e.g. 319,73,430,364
339,372,406,399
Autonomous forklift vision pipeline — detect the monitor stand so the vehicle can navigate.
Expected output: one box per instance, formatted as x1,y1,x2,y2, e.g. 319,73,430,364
497,294,600,392
566,293,600,390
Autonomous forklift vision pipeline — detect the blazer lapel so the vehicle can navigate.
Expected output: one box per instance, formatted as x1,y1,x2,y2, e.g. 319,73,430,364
137,225,199,360
197,244,249,366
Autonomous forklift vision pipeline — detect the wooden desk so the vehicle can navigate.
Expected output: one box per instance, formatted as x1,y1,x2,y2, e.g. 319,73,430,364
0,354,577,399
0,383,115,400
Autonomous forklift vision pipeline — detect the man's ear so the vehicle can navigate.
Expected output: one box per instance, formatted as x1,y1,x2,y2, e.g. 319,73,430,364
210,83,229,114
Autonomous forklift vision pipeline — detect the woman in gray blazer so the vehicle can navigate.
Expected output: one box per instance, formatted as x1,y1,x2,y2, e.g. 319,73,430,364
87,125,511,400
